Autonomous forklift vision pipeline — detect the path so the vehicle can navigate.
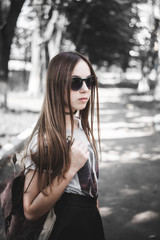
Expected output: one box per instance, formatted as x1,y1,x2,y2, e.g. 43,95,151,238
0,87,160,240
98,88,160,240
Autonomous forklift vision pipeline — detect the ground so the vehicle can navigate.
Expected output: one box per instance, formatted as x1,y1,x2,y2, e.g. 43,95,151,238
0,87,160,240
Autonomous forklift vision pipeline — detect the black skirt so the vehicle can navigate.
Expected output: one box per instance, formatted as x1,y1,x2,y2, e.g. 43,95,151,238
48,192,105,240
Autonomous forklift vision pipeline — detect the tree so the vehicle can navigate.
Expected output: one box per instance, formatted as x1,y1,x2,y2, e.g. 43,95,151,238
26,0,145,91
133,0,160,94
0,0,26,107
27,0,68,95
13,0,147,94
64,0,143,70
152,0,160,100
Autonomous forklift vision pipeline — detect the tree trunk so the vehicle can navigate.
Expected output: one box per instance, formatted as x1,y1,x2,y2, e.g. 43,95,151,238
154,25,160,101
0,0,25,108
27,9,60,95
153,1,160,101
27,16,41,96
48,13,66,59
27,9,67,94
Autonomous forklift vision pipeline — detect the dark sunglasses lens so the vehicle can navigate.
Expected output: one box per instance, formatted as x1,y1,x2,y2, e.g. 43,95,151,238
86,76,96,89
71,76,96,91
71,77,82,91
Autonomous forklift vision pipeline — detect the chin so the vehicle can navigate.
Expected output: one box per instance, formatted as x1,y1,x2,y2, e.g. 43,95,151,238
73,103,88,111
77,106,87,111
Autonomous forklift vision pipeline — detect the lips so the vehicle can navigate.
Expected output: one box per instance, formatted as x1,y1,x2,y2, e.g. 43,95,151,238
78,97,88,103
79,98,88,101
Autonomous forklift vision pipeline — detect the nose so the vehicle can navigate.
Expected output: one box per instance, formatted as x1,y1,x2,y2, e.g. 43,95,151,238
80,81,89,92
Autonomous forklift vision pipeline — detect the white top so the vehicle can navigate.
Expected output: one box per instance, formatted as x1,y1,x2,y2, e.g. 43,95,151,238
25,118,99,197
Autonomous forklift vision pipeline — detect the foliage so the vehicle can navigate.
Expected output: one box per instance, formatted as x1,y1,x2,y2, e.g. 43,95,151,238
11,0,147,70
62,0,144,70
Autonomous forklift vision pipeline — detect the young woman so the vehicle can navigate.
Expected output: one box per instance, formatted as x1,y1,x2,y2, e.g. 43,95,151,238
23,51,105,240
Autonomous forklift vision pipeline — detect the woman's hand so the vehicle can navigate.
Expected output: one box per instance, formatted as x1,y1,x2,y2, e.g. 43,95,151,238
69,140,89,175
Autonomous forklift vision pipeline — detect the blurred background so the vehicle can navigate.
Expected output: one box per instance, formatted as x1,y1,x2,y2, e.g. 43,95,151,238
0,0,160,239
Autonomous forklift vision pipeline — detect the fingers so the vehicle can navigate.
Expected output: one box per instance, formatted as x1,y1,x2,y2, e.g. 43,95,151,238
71,140,89,156
70,140,89,172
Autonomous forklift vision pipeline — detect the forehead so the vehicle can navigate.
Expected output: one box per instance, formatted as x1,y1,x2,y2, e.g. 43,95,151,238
72,59,91,78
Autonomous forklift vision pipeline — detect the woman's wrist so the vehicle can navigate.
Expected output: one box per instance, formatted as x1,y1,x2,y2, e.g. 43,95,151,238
65,167,77,180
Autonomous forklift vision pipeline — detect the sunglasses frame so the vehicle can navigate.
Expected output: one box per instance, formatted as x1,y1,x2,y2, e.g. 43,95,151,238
71,75,96,91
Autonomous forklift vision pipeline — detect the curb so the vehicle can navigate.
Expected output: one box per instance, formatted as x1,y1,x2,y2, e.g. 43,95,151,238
0,128,33,166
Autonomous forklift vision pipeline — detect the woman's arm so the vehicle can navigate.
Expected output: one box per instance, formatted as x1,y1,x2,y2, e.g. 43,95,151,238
23,140,89,221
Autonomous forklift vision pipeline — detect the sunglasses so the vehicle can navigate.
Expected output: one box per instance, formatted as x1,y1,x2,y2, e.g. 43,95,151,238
71,75,96,91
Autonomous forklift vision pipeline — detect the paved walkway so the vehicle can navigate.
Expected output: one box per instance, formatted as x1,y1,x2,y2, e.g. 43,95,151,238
98,88,160,240
0,87,160,239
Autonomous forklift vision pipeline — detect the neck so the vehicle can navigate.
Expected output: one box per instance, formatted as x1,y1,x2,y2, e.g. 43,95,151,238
65,113,78,130
65,110,77,115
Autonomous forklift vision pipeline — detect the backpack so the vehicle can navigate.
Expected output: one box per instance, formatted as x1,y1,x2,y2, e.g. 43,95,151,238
0,155,55,240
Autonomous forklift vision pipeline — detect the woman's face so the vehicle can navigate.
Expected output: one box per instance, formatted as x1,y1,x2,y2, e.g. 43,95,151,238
66,59,92,112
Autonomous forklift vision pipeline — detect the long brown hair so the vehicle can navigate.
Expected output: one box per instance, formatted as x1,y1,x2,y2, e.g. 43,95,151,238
26,51,100,190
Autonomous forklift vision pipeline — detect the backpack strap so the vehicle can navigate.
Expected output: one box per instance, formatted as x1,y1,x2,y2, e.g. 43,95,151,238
38,208,56,240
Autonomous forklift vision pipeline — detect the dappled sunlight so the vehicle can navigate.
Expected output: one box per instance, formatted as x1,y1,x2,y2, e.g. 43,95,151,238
152,147,160,153
119,188,139,196
98,88,122,103
101,150,120,162
129,211,159,224
126,103,136,110
100,121,148,129
7,92,43,111
119,151,152,163
97,121,160,164
97,128,154,140
17,128,33,140
125,111,142,118
99,207,113,217
99,97,121,104
140,185,149,190
100,146,159,164
0,128,33,160
151,155,160,161
99,109,125,116
129,95,154,102
95,88,159,238
1,143,14,152
94,105,155,141
131,116,154,123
